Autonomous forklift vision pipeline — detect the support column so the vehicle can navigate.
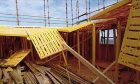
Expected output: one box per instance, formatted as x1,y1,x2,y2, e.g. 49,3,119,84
115,19,121,84
77,31,80,71
92,24,96,65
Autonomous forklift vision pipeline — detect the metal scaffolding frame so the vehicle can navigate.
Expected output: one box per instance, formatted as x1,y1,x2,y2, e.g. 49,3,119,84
0,0,120,26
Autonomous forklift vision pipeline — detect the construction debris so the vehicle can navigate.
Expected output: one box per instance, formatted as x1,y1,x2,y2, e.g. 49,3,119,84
0,61,90,84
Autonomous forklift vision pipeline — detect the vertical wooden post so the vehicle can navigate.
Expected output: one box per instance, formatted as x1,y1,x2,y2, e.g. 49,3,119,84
92,24,96,65
62,51,68,66
82,32,84,58
66,33,68,57
77,31,81,71
106,30,109,61
62,51,72,83
115,19,121,84
136,71,140,84
29,41,34,61
113,28,116,59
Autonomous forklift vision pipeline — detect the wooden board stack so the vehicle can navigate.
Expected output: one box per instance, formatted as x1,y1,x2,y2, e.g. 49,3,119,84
0,62,90,84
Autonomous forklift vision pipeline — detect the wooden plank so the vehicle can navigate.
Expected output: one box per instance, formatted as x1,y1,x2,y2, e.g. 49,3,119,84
63,43,114,84
2,68,12,83
28,72,38,84
129,17,140,25
9,70,23,84
23,72,34,84
0,49,30,67
132,9,140,17
24,62,52,84
118,53,140,71
58,22,93,32
93,61,116,83
45,71,61,84
126,31,140,39
50,64,89,84
124,39,140,47
89,0,131,19
0,68,2,80
129,25,140,31
77,31,81,72
92,26,96,65
122,46,140,56
0,28,27,37
40,66,64,84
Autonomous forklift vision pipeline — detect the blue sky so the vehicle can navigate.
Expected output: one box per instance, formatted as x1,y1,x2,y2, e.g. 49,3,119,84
0,0,119,27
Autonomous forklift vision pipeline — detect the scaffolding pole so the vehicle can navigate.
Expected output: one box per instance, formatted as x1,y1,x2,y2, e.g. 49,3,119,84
85,0,88,21
88,0,91,21
71,0,74,25
66,0,68,27
15,0,20,26
76,0,79,24
43,0,47,27
47,0,50,26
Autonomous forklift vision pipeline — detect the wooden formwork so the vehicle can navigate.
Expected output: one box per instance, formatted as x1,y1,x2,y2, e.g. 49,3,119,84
0,22,115,84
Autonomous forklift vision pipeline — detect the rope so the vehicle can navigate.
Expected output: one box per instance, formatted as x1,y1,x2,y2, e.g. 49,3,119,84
71,0,74,25
47,0,50,26
15,0,20,26
43,0,47,27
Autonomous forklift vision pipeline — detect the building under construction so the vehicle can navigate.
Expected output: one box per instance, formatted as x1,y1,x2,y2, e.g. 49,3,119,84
0,0,140,84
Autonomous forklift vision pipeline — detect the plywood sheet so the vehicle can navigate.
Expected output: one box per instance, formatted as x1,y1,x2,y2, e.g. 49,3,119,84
0,49,30,67
118,0,140,71
27,29,65,59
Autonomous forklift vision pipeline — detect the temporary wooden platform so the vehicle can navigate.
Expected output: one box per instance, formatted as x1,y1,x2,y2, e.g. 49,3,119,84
0,49,30,67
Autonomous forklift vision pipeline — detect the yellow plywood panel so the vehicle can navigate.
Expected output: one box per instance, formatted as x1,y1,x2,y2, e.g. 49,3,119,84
126,31,140,39
118,0,140,71
0,22,93,36
57,22,94,32
131,9,140,17
124,39,140,47
0,49,30,67
118,53,140,70
0,27,27,37
122,47,140,57
129,18,140,25
129,26,140,30
27,29,65,59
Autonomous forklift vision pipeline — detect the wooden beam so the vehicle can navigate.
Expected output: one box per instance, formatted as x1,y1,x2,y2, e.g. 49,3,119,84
62,51,68,66
63,43,114,84
92,25,96,65
106,30,109,61
77,31,81,71
93,61,116,83
136,71,140,84
115,19,122,84
90,0,131,19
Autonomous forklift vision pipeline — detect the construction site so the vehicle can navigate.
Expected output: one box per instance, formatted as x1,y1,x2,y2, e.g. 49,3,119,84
0,0,140,84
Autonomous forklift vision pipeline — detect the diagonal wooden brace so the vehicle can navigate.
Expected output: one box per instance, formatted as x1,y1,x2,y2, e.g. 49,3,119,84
63,42,114,84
